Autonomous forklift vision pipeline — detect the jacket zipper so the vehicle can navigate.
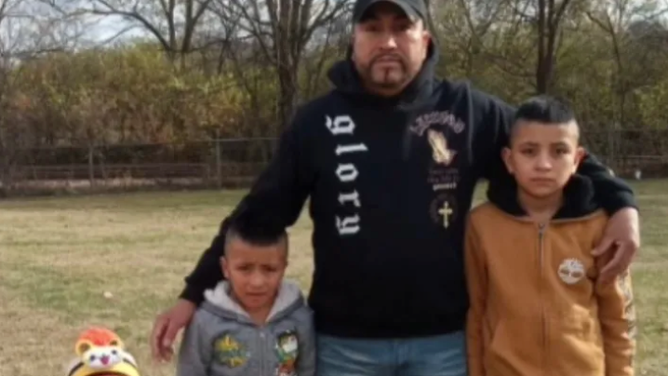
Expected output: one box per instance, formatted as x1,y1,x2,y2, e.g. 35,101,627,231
538,223,547,375
259,330,266,376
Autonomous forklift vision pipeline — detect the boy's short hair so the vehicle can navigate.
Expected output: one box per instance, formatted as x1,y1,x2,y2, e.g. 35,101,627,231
224,211,288,255
511,95,579,141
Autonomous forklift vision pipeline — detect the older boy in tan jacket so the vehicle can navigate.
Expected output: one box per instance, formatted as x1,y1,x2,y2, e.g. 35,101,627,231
464,95,637,376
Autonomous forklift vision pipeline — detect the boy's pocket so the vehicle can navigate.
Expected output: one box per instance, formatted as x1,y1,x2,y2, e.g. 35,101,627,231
551,309,604,375
483,319,539,376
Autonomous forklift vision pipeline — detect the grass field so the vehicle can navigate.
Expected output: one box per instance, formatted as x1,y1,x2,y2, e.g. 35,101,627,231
1,180,667,376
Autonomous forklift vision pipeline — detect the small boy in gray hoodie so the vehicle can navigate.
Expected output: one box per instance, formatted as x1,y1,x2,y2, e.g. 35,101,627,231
176,214,315,376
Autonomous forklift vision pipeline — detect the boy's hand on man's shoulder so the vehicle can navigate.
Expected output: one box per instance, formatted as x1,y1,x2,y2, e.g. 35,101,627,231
592,207,640,284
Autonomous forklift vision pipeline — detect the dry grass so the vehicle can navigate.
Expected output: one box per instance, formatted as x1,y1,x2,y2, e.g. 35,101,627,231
0,180,667,375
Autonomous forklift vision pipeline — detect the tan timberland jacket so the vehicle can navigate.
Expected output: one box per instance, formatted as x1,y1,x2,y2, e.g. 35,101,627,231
464,175,636,376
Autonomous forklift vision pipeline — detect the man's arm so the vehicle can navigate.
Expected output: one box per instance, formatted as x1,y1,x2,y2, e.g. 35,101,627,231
464,217,487,376
595,255,637,376
180,115,314,305
475,91,640,282
475,90,638,215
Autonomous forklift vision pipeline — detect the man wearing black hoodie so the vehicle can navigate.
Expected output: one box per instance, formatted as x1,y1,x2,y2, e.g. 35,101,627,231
151,0,641,375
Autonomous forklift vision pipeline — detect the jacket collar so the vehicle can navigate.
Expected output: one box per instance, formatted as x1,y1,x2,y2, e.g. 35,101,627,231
202,280,304,325
487,173,601,220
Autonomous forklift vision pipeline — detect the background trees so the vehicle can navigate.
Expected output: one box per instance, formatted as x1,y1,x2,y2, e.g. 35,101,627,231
1,0,667,194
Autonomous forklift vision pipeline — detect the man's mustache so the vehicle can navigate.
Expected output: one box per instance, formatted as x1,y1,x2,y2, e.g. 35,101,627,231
371,54,406,67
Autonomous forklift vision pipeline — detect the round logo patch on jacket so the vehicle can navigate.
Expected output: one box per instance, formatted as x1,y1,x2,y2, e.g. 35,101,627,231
213,333,249,368
558,258,585,284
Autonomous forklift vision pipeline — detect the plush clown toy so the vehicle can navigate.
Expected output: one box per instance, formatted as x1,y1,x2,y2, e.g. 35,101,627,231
66,327,140,376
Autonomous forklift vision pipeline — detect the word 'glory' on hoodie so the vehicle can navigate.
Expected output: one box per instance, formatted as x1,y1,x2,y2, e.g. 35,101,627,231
176,280,315,376
464,175,636,376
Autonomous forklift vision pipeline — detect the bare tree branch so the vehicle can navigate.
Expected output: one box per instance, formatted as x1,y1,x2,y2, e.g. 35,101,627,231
210,0,350,130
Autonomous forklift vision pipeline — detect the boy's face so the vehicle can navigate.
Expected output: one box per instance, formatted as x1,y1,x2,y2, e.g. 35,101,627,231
221,237,287,312
503,120,585,198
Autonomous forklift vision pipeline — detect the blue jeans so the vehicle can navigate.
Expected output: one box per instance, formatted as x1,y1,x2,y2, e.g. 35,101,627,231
315,331,468,376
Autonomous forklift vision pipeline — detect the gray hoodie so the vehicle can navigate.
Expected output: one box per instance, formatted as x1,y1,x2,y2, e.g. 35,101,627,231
176,280,316,376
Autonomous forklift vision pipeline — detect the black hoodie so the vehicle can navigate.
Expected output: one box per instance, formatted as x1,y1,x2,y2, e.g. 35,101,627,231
180,41,637,338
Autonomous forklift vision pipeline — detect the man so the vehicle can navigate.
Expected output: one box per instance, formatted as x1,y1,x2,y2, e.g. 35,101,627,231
151,1,641,375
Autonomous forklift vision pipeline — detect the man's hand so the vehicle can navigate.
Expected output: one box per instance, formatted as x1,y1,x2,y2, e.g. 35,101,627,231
150,299,197,363
592,207,640,284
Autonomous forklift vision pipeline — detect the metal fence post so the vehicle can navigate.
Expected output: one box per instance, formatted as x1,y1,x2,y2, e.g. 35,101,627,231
215,130,222,188
88,144,95,188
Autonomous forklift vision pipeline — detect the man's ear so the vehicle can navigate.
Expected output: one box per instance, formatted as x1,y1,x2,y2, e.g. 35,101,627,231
502,147,514,174
221,256,230,280
574,146,586,167
420,21,432,44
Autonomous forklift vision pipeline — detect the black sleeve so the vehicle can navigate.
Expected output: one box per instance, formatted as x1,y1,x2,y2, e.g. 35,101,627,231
475,90,638,215
179,113,314,305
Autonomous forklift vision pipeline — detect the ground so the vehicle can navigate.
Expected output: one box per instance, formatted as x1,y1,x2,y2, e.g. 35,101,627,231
0,180,666,376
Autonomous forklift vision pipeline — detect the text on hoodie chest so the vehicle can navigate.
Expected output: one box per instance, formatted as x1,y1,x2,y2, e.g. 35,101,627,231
321,110,471,237
324,114,368,236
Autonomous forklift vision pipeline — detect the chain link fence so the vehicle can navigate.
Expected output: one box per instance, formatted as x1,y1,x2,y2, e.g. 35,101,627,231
1,130,667,196
0,138,278,196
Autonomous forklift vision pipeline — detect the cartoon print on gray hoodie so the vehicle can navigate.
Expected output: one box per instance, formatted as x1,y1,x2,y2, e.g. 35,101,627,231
176,280,315,376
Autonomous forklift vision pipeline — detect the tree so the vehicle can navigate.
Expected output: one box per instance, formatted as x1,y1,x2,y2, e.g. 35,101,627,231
209,0,350,131
0,0,82,194
50,0,213,65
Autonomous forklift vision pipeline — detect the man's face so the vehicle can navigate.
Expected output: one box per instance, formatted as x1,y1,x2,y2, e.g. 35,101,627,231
503,120,585,199
352,2,430,96
222,238,287,313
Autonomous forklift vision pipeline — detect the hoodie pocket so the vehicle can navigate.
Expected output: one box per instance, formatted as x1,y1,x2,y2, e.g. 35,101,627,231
484,319,539,376
551,308,605,375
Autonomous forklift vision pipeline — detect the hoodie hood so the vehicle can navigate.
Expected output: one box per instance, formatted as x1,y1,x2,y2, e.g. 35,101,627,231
487,173,601,220
202,280,305,324
327,39,440,108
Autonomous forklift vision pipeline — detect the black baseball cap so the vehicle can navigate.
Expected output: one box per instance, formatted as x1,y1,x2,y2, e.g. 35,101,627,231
352,0,427,24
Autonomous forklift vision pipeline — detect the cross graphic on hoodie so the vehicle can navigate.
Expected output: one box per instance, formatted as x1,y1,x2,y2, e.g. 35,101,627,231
438,201,453,228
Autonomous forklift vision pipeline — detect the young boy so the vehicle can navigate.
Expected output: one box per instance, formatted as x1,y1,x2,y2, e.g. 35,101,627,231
464,95,637,376
176,213,315,376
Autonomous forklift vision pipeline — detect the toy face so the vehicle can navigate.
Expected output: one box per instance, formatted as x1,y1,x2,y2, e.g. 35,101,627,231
68,327,141,376
84,346,123,369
